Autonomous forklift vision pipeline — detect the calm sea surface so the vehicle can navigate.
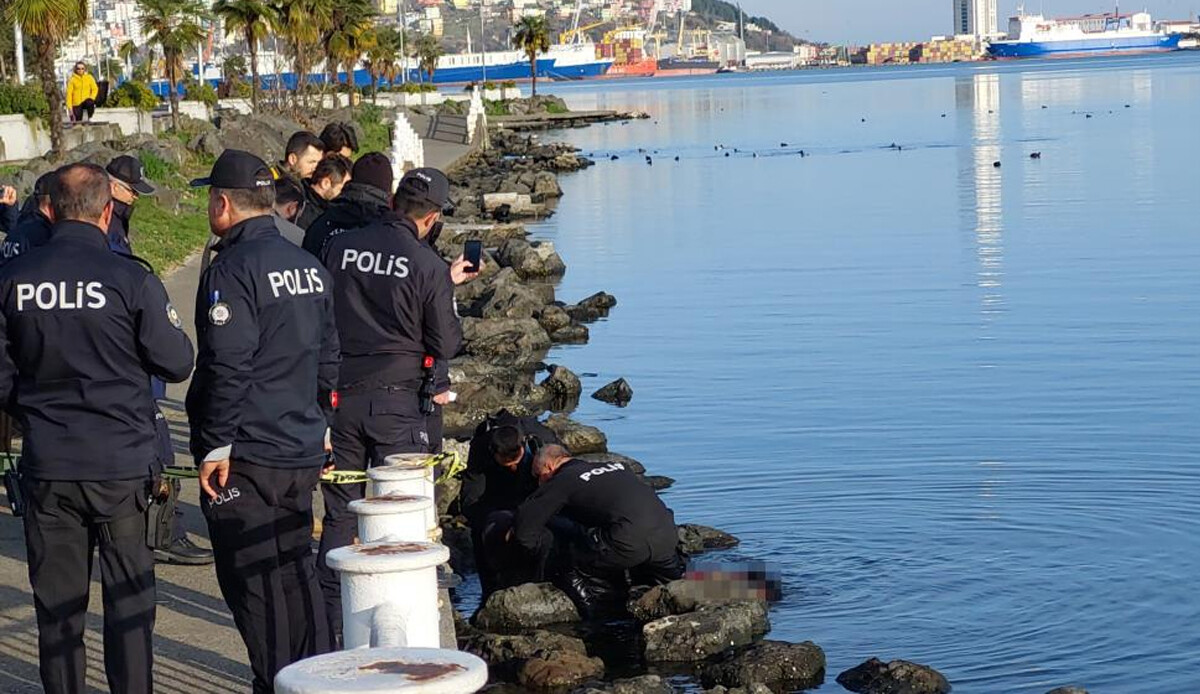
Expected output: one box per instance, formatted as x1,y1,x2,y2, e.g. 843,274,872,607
526,55,1200,692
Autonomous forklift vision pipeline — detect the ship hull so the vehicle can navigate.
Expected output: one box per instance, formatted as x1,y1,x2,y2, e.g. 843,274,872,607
545,61,613,80
988,33,1182,58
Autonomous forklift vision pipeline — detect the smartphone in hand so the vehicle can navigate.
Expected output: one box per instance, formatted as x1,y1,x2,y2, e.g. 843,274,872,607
464,240,483,273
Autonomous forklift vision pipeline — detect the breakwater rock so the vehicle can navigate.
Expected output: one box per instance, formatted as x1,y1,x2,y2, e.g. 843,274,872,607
836,657,951,694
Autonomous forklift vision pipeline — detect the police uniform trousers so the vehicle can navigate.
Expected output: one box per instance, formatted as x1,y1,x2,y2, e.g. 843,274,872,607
318,386,429,643
22,476,155,694
202,460,327,694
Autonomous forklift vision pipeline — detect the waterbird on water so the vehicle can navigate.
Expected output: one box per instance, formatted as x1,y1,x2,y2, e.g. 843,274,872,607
611,155,619,161
674,156,680,162
1030,152,1042,159
993,161,1001,168
780,142,789,147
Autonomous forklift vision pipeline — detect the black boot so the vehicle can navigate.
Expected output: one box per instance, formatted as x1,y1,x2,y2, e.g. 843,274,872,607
154,536,215,565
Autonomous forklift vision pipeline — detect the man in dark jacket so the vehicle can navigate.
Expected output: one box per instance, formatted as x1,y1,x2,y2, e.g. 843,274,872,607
514,445,685,615
295,155,351,231
0,163,195,694
301,152,391,256
1,172,55,263
187,150,339,692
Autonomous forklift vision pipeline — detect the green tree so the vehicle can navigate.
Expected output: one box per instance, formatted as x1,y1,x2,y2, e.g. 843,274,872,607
214,0,275,111
4,0,87,153
414,34,441,85
118,39,139,76
139,0,209,130
275,0,333,107
362,30,397,102
512,15,549,97
322,0,375,101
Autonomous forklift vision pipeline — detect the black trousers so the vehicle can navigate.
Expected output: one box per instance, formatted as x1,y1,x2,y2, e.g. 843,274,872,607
202,461,327,694
319,388,428,643
22,477,155,694
71,99,95,122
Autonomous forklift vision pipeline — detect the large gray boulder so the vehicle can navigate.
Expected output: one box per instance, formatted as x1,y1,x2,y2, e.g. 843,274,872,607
642,601,769,662
535,304,573,334
468,274,548,320
497,238,567,278
473,583,581,630
551,324,590,345
703,640,826,692
592,378,633,406
461,629,587,669
519,650,605,691
836,658,951,694
461,317,551,365
678,524,741,555
541,364,582,403
545,415,608,454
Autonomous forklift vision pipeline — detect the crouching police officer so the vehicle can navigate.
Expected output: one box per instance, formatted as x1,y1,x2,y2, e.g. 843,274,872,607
316,165,474,645
0,163,195,694
513,445,686,617
186,150,339,692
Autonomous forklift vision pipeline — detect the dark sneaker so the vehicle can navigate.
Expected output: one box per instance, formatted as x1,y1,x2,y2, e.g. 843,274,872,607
154,537,214,565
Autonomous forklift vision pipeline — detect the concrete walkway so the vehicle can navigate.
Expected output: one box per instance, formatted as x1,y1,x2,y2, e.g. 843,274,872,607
0,138,479,692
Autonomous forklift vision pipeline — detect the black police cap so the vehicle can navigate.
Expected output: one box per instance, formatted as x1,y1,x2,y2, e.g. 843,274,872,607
190,149,275,191
32,171,56,197
106,155,157,195
395,168,450,210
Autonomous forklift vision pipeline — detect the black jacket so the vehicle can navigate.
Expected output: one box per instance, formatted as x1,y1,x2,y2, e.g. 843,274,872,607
0,211,53,265
185,215,339,469
459,413,559,525
514,458,678,560
0,202,17,234
106,200,134,255
0,221,194,481
295,179,329,232
320,211,461,389
302,182,392,258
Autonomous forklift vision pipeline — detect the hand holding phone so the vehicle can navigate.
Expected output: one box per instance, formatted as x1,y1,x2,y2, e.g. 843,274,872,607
464,240,483,273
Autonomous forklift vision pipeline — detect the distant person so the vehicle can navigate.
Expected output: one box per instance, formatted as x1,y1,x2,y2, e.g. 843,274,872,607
513,445,686,616
1,172,55,264
301,152,393,256
296,154,352,230
0,162,194,694
66,62,99,122
105,155,156,255
280,130,325,181
320,122,359,159
459,411,560,596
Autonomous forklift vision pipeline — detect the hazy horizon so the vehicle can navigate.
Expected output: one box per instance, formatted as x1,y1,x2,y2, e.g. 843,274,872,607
739,0,1199,44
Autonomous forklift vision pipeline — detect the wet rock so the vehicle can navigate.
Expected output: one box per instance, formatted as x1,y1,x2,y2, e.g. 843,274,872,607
462,629,587,671
469,275,547,320
702,685,773,694
551,324,590,344
573,675,674,694
541,365,582,402
703,640,826,692
592,378,633,406
836,657,950,694
461,317,551,365
678,524,741,555
519,649,605,691
576,452,646,475
498,238,567,279
474,583,581,630
578,291,618,310
643,601,769,662
535,304,572,334
1046,688,1088,694
545,415,608,455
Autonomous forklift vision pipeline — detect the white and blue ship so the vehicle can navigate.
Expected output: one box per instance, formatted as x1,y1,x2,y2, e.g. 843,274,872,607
987,9,1183,58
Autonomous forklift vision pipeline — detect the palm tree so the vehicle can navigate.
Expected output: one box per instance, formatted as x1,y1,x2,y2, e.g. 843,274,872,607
363,36,395,102
214,0,276,111
5,0,86,154
139,0,209,130
512,15,549,97
322,0,374,102
415,34,441,85
118,40,139,78
275,0,333,107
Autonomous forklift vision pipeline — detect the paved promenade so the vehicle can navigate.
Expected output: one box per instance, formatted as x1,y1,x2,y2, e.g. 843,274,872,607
0,134,478,692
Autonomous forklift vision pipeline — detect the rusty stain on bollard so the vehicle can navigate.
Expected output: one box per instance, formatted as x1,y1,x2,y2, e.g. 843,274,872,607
361,493,429,505
358,660,466,681
353,542,429,556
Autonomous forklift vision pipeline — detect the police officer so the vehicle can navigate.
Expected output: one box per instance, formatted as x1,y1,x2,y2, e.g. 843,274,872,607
0,172,56,263
105,155,157,255
0,163,195,694
186,149,338,692
301,151,393,257
513,445,685,616
317,164,475,645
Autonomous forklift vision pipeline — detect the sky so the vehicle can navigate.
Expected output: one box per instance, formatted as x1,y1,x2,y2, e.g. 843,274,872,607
740,0,1200,44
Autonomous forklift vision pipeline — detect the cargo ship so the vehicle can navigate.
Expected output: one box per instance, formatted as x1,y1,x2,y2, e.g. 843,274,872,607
655,56,720,76
987,9,1183,58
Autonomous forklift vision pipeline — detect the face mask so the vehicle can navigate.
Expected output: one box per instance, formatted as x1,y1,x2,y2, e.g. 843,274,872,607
427,221,444,247
112,198,134,223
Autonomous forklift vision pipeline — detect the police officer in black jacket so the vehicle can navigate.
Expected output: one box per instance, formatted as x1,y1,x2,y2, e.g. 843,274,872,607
514,445,685,615
186,150,339,692
0,172,55,264
0,163,195,694
316,164,474,644
105,155,156,255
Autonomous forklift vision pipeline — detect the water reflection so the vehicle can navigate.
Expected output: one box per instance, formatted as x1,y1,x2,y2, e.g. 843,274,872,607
956,74,1005,333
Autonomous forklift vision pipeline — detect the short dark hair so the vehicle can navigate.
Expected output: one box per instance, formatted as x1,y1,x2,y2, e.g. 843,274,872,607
320,122,359,154
213,185,274,214
50,163,111,222
285,131,324,159
312,154,352,185
489,426,524,463
274,175,305,207
394,193,440,221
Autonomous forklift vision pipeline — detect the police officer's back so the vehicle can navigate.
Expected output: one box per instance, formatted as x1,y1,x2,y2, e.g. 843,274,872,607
0,163,194,694
0,172,56,264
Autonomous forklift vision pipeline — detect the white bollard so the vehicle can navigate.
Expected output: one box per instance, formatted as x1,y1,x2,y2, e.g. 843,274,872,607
350,493,435,544
370,454,437,533
327,540,449,651
275,646,488,694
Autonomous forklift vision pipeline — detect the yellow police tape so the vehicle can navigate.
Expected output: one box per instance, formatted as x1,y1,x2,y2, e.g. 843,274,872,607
160,451,464,486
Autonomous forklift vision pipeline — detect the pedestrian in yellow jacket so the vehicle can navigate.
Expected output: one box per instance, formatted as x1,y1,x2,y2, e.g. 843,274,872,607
66,62,98,122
